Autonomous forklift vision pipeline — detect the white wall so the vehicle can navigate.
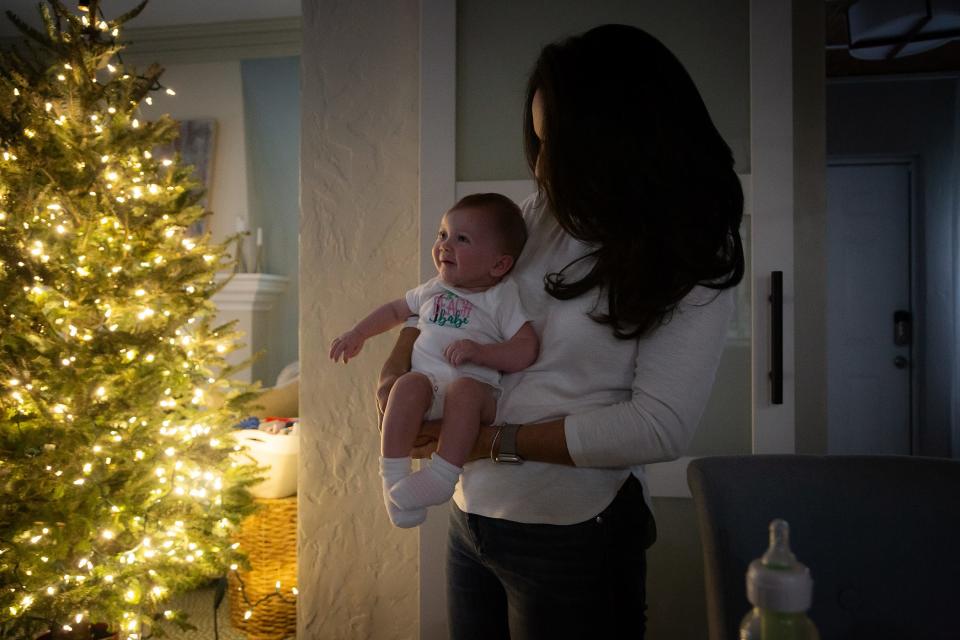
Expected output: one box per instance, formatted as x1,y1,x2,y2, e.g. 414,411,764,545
793,2,828,456
140,58,300,387
141,61,250,245
299,1,421,637
242,57,301,385
455,0,751,180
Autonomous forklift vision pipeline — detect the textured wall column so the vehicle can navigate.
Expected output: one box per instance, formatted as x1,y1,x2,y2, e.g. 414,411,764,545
299,1,420,638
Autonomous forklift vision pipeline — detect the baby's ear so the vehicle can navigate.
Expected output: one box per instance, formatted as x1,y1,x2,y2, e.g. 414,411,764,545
490,254,514,278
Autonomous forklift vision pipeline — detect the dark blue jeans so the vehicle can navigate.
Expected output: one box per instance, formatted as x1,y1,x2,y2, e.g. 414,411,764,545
447,475,655,640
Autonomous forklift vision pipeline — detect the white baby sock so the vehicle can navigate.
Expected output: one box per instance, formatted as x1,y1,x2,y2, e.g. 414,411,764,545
379,457,427,528
389,453,462,511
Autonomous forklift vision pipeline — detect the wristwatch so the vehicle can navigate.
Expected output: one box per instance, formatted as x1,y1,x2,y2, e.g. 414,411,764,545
492,423,524,465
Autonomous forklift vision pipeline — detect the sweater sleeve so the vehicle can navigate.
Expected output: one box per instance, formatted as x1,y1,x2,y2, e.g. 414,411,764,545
563,287,734,468
494,278,532,341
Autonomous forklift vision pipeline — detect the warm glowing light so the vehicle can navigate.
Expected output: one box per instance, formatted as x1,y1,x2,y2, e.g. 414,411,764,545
2,48,257,624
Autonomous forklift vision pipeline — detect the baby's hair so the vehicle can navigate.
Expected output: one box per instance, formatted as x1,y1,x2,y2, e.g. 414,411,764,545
450,192,527,260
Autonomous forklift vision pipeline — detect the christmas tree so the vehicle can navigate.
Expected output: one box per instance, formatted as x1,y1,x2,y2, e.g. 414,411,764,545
0,2,261,638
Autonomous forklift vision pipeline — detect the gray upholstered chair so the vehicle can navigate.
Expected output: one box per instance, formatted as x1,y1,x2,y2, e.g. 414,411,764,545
687,455,960,640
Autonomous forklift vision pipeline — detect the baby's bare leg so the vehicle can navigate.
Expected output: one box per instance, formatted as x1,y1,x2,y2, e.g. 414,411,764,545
389,377,496,511
436,377,497,466
379,372,433,528
381,371,433,458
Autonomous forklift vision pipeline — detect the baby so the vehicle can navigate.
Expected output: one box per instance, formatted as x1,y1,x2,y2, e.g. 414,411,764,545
330,193,539,528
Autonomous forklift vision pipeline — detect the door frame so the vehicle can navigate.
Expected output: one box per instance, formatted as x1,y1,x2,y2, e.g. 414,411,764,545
826,156,921,453
418,0,798,636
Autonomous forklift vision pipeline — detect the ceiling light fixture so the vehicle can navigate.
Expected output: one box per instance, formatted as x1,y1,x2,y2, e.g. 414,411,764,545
847,0,960,60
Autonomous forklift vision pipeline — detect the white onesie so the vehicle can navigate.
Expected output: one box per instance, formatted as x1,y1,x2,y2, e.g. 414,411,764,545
405,276,531,419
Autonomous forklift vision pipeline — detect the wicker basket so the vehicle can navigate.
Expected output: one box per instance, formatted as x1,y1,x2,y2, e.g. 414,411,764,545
229,496,298,639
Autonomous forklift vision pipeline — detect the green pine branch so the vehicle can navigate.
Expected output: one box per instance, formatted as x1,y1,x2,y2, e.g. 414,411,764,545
0,2,265,638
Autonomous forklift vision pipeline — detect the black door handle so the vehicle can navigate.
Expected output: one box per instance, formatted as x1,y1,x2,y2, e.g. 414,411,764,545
769,271,783,405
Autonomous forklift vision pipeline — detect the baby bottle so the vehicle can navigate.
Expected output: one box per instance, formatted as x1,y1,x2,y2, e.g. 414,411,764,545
739,519,819,640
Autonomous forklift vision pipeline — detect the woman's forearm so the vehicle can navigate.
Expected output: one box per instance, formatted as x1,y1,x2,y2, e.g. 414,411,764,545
380,326,419,378
473,418,575,466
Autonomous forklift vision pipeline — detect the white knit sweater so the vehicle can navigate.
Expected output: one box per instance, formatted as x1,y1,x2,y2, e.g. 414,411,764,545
453,194,734,524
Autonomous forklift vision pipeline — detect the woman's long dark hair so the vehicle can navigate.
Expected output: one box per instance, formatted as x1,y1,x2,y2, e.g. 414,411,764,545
524,24,744,339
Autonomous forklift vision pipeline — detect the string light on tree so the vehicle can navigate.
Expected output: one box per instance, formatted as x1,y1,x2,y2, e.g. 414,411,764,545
0,1,262,639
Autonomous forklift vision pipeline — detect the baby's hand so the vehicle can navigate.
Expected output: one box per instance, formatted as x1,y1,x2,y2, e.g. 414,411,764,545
444,339,480,366
330,330,365,364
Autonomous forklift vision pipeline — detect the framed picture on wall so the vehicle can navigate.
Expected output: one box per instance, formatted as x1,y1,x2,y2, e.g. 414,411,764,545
158,118,218,236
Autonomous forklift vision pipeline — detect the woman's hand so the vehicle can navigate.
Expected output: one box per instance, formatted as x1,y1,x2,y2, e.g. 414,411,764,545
376,327,420,430
410,419,442,459
466,424,497,462
412,422,497,462
443,339,481,366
